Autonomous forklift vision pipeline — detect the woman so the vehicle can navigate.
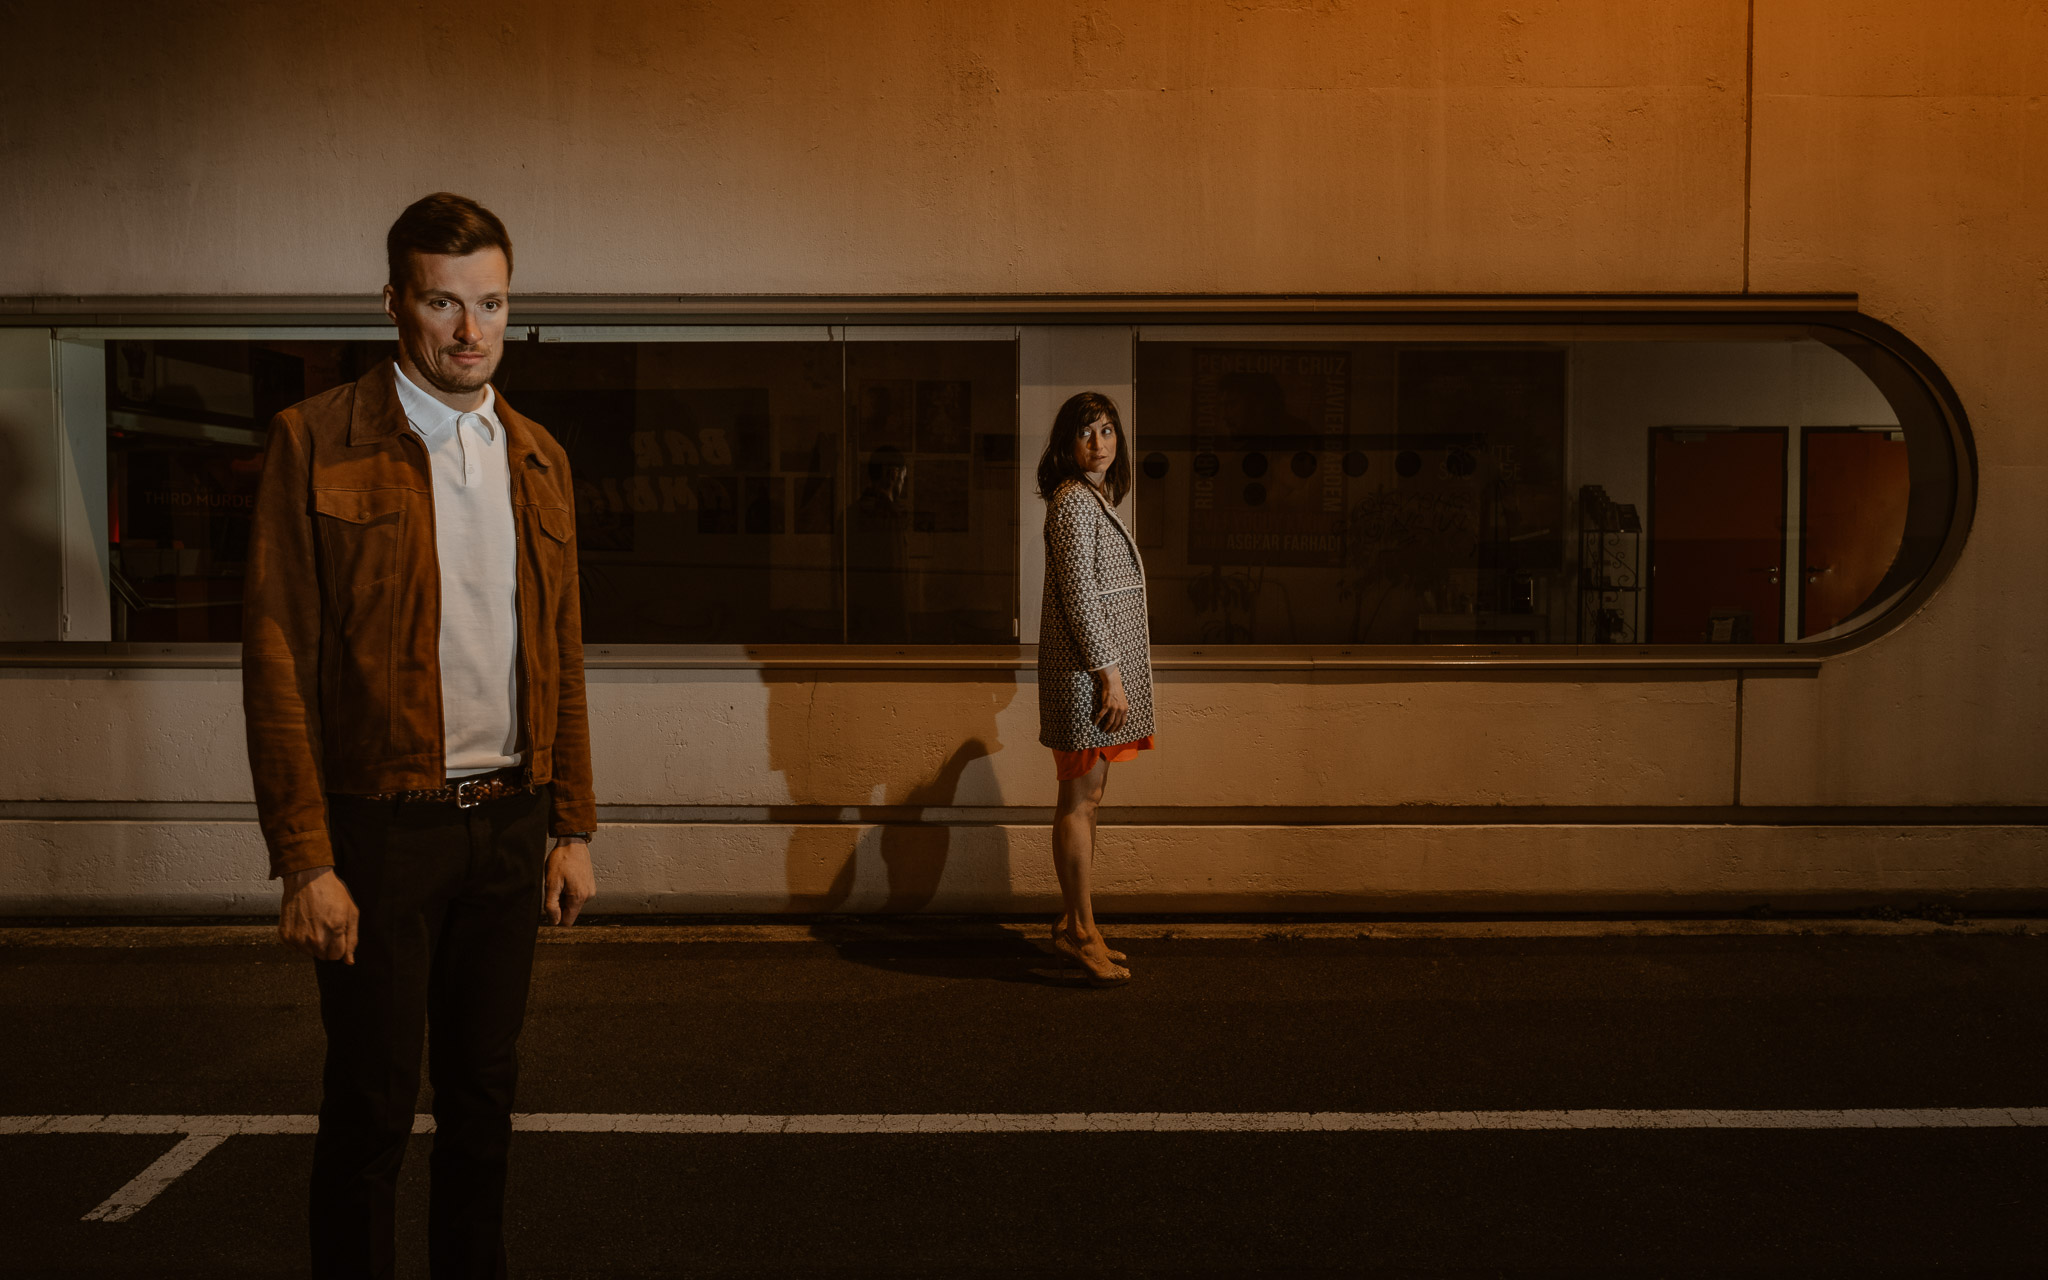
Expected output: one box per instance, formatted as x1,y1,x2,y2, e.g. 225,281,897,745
1037,391,1154,985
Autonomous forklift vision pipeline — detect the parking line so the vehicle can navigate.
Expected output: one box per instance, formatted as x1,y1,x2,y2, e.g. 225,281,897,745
10,1109,2042,1222
81,1133,227,1223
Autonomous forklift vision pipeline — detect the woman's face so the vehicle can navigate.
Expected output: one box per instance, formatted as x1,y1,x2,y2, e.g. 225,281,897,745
1073,413,1118,479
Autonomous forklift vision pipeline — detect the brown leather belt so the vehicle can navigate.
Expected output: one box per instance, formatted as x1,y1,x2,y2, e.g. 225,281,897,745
365,766,536,809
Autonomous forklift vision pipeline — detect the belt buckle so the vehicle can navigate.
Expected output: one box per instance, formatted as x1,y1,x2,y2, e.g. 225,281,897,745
455,778,485,809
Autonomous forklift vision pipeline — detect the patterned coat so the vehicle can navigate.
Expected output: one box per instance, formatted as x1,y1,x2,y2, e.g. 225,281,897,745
1037,479,1156,751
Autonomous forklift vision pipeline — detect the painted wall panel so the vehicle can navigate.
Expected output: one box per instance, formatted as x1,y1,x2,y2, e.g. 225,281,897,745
4,820,2041,917
0,0,1749,295
1743,0,2048,806
0,667,1736,810
0,669,255,803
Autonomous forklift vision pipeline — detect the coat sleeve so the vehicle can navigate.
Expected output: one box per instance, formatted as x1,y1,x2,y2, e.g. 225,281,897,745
548,455,597,838
241,410,333,878
1046,485,1119,672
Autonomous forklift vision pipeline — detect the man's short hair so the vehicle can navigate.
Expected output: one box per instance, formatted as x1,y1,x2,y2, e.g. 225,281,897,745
386,192,514,295
867,444,906,486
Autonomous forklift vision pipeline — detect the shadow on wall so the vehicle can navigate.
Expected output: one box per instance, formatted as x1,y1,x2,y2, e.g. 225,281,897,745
761,666,1018,912
0,425,59,639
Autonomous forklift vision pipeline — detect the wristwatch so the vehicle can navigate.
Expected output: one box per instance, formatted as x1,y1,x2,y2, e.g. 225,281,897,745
558,832,595,843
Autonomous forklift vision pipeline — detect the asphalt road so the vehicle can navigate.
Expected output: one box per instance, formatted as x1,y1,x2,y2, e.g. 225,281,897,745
2,920,2044,1277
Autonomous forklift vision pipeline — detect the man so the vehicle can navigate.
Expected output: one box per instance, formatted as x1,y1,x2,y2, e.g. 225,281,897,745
243,192,597,1279
849,444,912,641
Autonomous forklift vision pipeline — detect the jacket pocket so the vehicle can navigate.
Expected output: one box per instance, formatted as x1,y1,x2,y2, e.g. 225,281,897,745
313,488,409,604
312,489,406,755
519,504,575,598
535,505,574,543
309,491,409,647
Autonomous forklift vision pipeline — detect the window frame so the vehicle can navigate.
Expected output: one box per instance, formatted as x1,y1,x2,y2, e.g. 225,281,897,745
0,294,1975,671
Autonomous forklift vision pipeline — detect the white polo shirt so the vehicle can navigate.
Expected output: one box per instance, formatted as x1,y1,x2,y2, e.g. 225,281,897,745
393,364,522,778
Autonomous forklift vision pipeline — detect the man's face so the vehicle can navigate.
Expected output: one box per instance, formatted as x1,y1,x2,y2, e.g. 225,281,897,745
382,248,510,397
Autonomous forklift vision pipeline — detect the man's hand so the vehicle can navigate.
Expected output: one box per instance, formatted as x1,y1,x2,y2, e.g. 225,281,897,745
544,838,596,926
279,866,359,963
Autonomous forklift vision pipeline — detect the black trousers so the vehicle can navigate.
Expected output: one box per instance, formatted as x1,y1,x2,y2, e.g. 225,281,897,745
309,785,550,1280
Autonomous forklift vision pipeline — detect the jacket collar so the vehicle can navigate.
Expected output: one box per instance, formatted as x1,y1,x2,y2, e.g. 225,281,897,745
345,361,409,446
346,360,550,471
494,392,552,472
1073,478,1141,563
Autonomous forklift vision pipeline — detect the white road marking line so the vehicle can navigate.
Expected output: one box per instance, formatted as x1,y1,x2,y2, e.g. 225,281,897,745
509,1108,2048,1133
13,1109,2041,1222
0,1114,424,1137
81,1133,227,1222
5,1108,2046,1141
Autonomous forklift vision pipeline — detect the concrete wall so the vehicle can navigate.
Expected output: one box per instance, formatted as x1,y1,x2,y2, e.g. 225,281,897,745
1,0,2043,913
0,0,1750,295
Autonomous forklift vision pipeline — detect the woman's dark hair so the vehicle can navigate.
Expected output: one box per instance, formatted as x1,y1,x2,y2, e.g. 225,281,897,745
386,192,514,295
1035,391,1130,504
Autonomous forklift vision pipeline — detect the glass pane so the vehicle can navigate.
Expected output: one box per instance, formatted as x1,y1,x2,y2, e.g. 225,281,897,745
1800,427,1910,638
495,341,843,643
106,338,393,641
1135,341,1567,644
1135,330,1954,645
844,341,1018,644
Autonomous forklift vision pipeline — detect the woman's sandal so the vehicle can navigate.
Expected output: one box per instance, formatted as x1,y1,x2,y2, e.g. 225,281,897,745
1051,917,1126,962
1052,930,1131,985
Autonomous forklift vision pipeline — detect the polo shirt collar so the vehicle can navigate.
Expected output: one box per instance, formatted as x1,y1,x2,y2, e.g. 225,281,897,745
393,362,500,443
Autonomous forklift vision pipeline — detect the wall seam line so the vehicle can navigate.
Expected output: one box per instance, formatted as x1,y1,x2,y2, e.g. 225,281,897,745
1742,0,1756,294
1734,671,1746,805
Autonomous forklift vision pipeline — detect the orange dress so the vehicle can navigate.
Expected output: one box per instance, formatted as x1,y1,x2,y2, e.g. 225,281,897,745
1053,735,1155,781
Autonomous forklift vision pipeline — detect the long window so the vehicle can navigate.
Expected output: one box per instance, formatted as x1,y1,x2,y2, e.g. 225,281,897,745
1132,324,1960,646
81,309,1967,653
103,330,1020,644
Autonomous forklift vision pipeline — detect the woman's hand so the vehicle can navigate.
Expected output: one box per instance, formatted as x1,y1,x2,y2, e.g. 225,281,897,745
1092,665,1128,732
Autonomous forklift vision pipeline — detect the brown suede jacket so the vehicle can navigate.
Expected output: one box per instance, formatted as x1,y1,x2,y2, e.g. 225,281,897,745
242,362,595,877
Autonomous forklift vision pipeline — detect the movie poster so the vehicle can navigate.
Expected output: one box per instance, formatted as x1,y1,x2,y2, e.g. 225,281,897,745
1188,349,1351,567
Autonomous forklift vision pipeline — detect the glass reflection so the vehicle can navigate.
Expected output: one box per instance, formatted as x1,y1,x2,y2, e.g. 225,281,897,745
844,341,1018,644
497,341,844,643
1136,331,1951,645
104,338,391,641
849,444,912,642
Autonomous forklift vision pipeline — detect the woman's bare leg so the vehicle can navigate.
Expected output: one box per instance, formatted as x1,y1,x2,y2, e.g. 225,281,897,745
1052,762,1127,961
1051,757,1128,980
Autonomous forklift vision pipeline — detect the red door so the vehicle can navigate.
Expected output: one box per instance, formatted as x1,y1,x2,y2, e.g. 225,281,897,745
1801,429,1910,637
1649,428,1786,643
